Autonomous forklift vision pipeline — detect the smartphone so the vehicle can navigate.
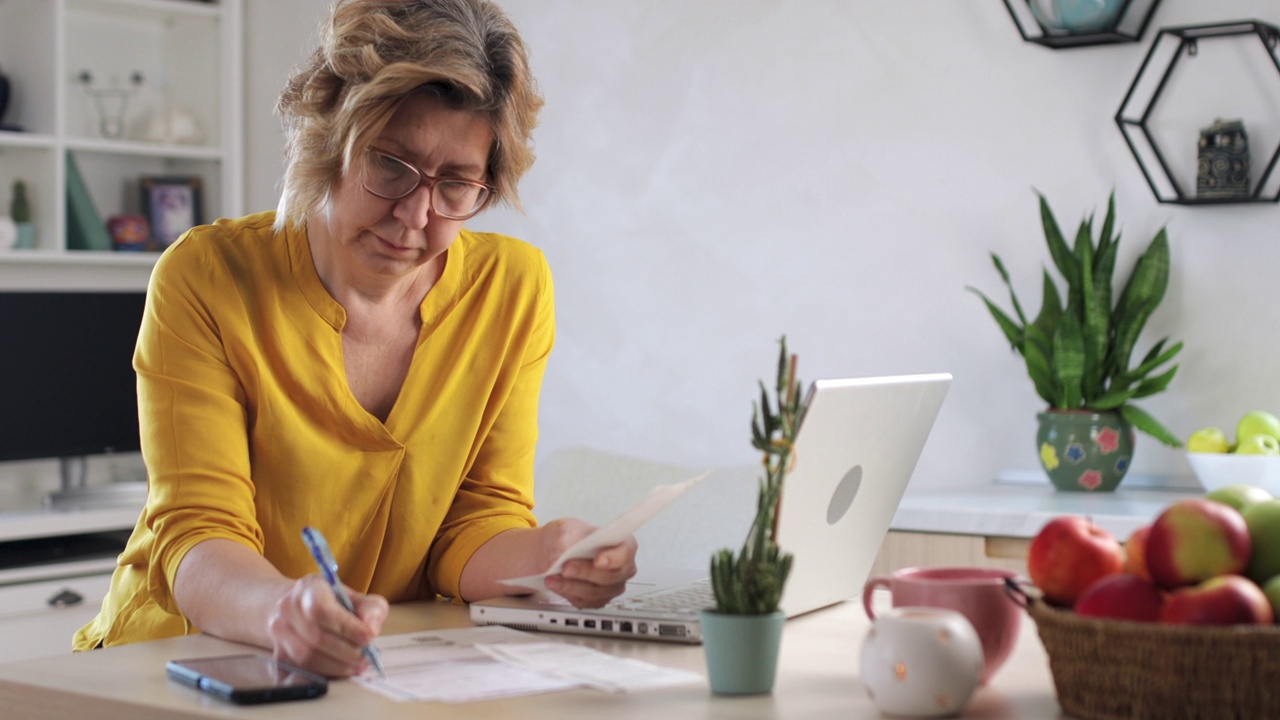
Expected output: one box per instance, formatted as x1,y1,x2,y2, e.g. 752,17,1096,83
166,654,328,705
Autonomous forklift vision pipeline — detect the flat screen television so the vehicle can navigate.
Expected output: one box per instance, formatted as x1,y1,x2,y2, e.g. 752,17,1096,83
0,291,146,468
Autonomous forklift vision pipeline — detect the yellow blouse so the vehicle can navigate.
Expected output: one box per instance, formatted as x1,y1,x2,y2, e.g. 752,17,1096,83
74,211,553,650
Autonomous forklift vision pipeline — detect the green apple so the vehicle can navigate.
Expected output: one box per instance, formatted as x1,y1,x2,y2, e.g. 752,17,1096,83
1242,500,1280,584
1235,434,1280,456
1237,410,1280,445
1205,484,1274,513
1188,427,1231,454
1264,575,1280,620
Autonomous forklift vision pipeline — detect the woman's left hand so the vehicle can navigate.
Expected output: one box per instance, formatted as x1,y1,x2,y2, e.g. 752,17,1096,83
539,518,637,608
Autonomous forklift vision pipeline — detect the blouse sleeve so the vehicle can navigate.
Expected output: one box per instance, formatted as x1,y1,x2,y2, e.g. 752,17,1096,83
135,235,264,615
426,252,554,597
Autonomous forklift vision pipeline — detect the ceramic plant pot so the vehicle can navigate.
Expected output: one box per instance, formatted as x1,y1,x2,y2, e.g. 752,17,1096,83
698,610,785,695
1029,0,1125,33
1036,409,1135,492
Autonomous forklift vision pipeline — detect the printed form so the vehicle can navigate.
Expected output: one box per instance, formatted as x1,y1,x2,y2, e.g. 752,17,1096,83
355,623,702,703
357,472,709,703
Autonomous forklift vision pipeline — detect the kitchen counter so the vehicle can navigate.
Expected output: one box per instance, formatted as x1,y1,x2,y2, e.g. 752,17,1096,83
890,481,1200,540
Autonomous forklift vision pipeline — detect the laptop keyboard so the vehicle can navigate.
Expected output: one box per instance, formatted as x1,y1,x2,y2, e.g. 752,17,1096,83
610,580,715,614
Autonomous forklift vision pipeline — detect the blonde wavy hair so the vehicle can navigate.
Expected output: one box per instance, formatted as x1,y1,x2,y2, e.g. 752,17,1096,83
273,0,543,232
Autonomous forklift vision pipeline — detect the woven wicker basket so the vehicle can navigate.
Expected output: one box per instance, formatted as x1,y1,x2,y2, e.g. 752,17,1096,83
1025,598,1280,720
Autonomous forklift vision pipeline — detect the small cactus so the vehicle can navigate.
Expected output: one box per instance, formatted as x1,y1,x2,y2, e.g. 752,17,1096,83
10,180,31,223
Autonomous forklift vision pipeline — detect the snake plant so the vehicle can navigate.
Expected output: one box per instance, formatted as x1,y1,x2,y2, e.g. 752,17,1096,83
968,192,1183,447
709,337,806,615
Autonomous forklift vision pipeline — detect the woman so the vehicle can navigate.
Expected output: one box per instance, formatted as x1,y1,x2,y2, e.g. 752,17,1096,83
74,0,637,677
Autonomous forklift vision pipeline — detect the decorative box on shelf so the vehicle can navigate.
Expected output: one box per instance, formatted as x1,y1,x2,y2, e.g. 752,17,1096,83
1116,20,1280,205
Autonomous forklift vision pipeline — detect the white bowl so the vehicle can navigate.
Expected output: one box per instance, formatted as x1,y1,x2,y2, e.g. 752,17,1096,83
1186,452,1280,495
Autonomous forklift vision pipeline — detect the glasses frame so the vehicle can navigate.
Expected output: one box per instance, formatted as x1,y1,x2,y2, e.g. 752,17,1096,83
361,146,495,220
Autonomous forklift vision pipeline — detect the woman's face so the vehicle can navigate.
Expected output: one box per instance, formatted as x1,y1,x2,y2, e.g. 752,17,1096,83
315,93,494,280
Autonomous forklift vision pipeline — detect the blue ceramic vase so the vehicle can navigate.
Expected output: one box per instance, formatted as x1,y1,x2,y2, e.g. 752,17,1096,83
1030,0,1125,33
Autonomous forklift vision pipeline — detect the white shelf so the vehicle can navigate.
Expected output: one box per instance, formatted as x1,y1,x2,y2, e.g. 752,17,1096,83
0,505,139,543
64,137,223,160
0,0,242,278
73,0,223,21
0,556,120,587
0,249,159,266
0,132,58,149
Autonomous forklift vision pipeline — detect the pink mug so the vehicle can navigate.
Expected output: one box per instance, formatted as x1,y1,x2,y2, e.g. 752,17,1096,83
862,566,1020,684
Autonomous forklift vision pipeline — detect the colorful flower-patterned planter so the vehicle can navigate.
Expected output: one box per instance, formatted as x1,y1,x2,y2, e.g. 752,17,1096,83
1035,410,1134,492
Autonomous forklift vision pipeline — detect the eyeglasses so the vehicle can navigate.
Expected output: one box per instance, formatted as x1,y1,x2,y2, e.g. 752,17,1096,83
361,147,494,220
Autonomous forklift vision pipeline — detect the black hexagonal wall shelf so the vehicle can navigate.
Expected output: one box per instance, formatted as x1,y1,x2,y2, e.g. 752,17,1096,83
1003,0,1161,49
1116,20,1280,205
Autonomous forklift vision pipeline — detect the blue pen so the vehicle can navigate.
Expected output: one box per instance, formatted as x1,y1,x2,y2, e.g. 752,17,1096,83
301,526,387,679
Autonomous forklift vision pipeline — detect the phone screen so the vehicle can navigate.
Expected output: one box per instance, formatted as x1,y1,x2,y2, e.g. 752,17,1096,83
167,654,328,705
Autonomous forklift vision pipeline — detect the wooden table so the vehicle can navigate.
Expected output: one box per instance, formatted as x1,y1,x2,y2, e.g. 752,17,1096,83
0,599,1065,719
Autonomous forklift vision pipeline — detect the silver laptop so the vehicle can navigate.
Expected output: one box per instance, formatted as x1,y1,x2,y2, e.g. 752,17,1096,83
469,373,952,643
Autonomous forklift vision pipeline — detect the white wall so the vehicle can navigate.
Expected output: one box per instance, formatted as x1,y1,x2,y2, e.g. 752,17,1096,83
245,1,1280,490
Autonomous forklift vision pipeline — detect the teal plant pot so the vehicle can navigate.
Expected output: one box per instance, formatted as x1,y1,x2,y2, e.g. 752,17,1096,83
699,610,785,695
1030,0,1124,33
1036,410,1135,492
14,222,35,249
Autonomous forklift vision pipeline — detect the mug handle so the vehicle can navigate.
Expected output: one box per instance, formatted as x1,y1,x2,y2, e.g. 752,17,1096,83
862,576,892,620
1003,576,1039,609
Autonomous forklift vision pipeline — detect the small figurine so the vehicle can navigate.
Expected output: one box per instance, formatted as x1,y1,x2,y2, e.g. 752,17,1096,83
0,65,21,132
0,66,9,124
9,180,35,249
107,214,151,252
1197,118,1251,200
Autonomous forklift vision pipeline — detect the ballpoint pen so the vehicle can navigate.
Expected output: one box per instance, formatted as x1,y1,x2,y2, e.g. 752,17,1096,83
301,526,388,679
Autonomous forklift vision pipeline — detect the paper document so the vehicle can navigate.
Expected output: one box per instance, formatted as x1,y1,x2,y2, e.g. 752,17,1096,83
354,626,704,703
354,626,581,703
500,470,709,591
478,642,703,692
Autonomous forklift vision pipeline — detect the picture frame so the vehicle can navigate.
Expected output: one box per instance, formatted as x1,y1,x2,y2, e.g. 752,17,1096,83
140,175,203,248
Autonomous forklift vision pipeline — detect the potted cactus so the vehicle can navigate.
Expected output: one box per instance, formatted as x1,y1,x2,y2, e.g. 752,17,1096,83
699,337,807,694
968,192,1182,492
10,180,35,249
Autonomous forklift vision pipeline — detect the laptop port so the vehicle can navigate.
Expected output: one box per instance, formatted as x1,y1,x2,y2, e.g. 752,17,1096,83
583,620,596,629
601,620,613,631
565,618,579,627
620,621,633,633
658,624,686,637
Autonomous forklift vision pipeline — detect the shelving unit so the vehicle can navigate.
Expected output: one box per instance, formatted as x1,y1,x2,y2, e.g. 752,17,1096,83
1116,20,1280,205
1002,0,1161,49
0,0,242,660
0,0,242,282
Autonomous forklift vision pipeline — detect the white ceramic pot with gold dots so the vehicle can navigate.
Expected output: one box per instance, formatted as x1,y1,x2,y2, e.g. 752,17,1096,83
859,606,983,717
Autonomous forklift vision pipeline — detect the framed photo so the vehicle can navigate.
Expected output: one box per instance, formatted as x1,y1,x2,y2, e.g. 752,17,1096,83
140,176,203,248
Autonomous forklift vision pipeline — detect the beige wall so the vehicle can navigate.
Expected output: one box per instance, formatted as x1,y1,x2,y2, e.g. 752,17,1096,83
244,0,1280,490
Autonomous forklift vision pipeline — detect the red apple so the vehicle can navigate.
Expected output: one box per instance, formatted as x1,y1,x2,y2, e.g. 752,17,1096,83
1074,573,1165,622
1160,575,1274,626
1144,499,1251,589
1028,516,1125,607
1124,525,1152,582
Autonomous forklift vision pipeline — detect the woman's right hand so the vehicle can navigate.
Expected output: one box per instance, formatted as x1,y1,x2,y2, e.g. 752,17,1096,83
265,574,389,678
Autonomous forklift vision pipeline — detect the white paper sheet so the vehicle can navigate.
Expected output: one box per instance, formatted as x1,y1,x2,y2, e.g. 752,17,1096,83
477,641,704,692
354,626,582,703
500,470,709,591
353,626,705,703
